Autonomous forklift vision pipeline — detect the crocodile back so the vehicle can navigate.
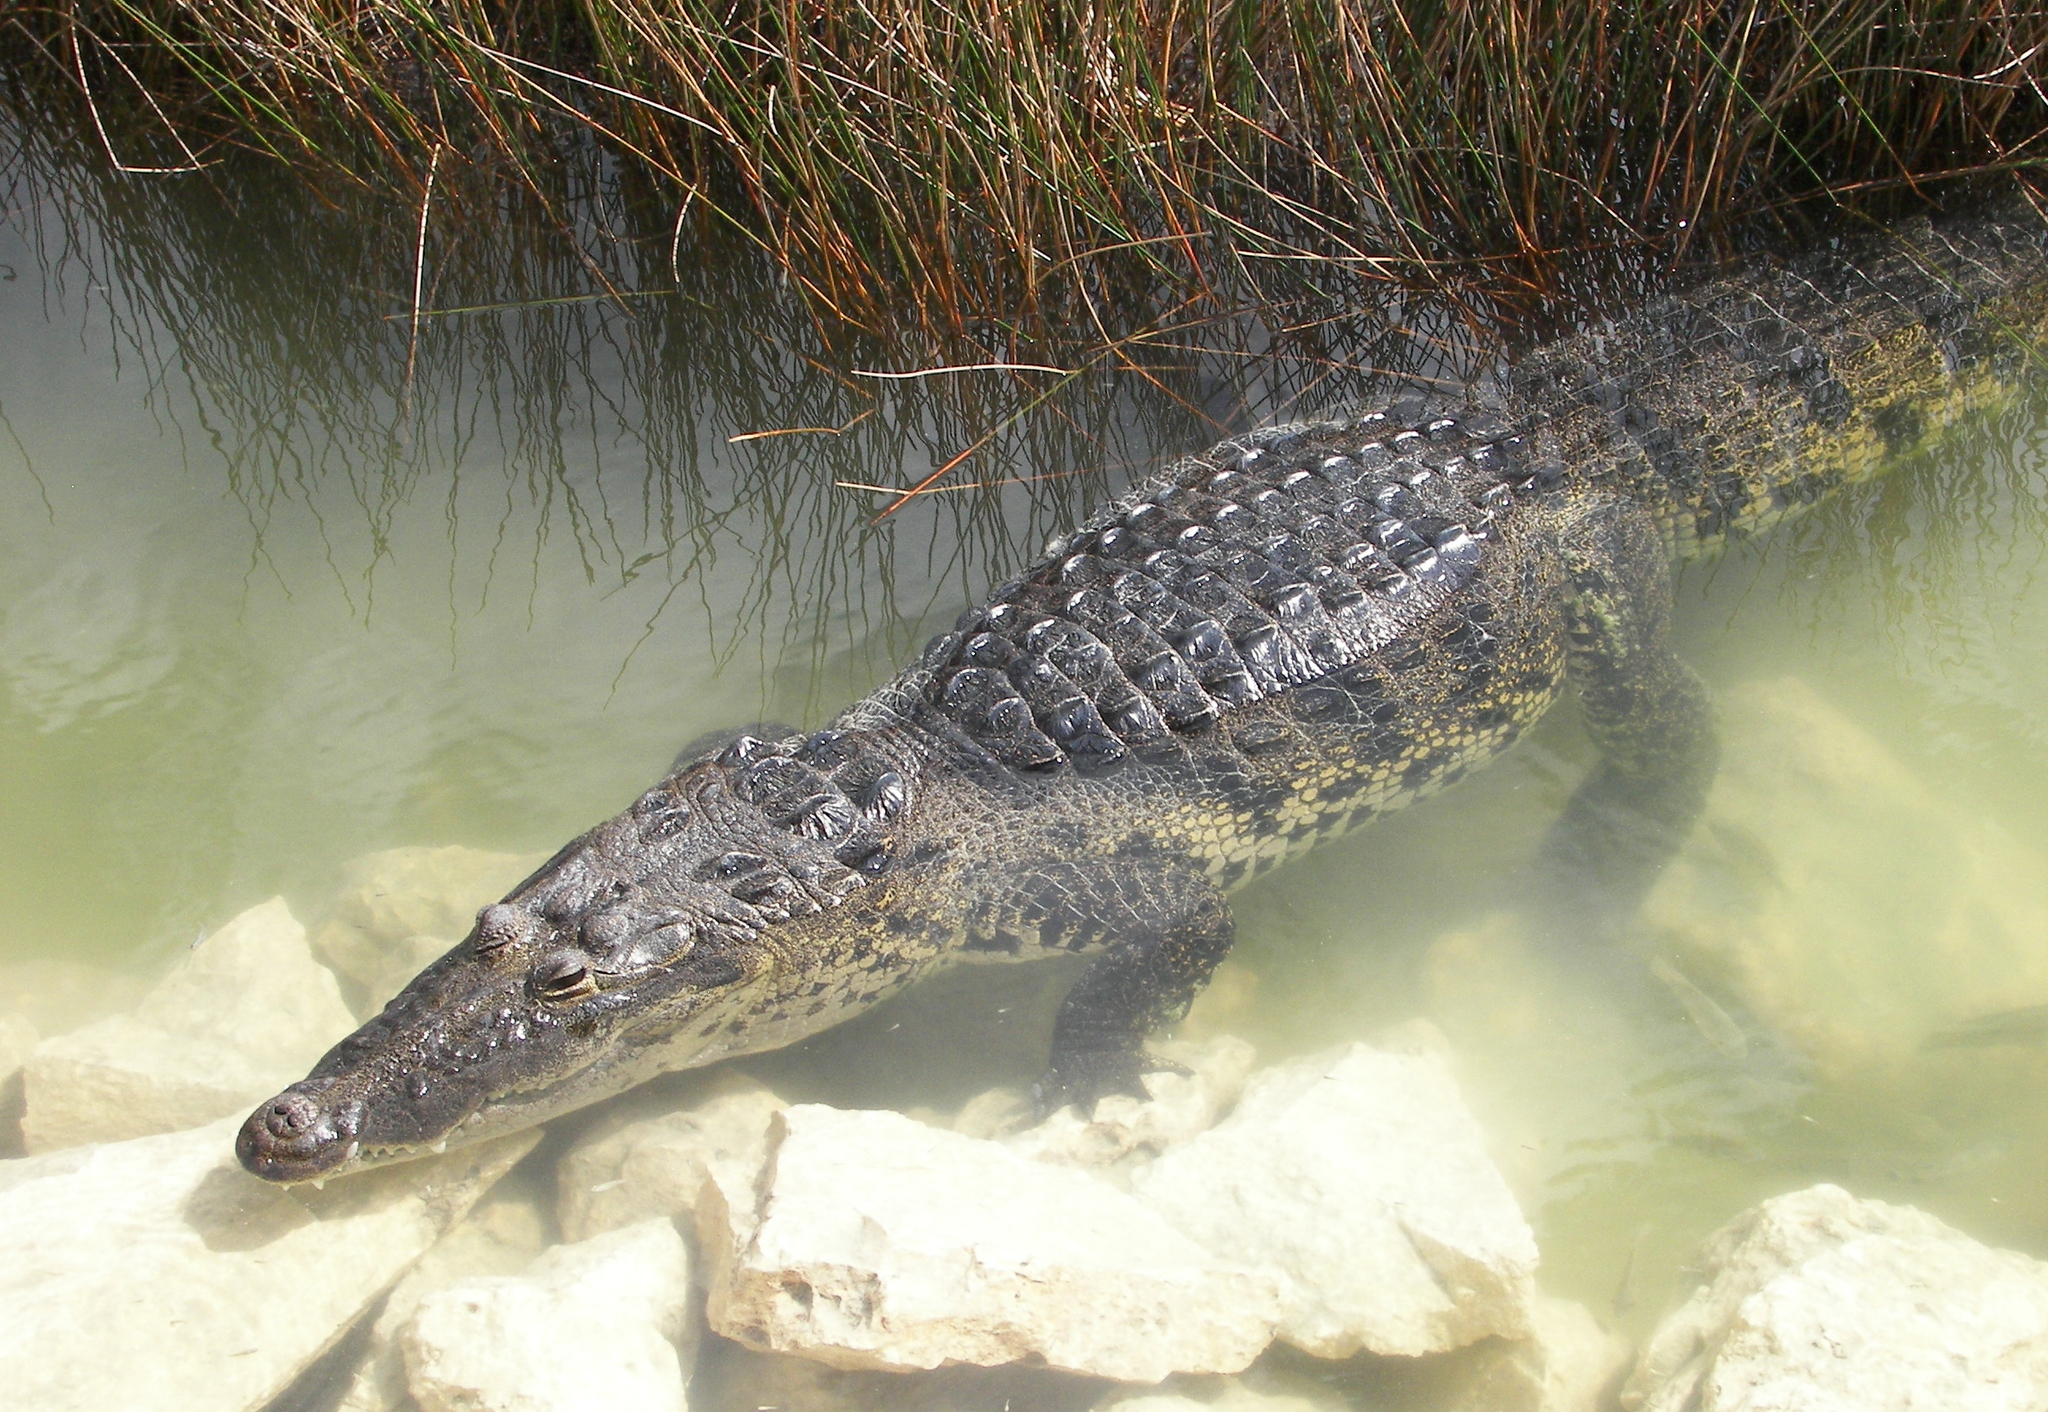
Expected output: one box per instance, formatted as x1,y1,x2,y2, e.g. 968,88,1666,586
846,411,1570,888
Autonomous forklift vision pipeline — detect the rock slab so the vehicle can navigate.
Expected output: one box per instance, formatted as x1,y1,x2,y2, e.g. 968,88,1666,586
404,1218,696,1412
1001,1035,1257,1180
556,1073,786,1243
1133,1041,1538,1359
1624,1183,2048,1412
0,1115,537,1412
702,1103,1282,1382
21,897,358,1151
335,1191,551,1412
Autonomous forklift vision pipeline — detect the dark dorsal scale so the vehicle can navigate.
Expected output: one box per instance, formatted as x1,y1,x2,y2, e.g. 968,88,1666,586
907,408,1534,777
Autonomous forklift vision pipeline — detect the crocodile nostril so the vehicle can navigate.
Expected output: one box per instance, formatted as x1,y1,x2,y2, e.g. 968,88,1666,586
265,1092,323,1138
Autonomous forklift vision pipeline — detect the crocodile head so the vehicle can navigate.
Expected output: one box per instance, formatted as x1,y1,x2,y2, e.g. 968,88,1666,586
237,728,911,1182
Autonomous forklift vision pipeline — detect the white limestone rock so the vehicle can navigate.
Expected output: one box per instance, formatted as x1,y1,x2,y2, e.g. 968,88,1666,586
1623,1183,2048,1412
20,897,358,1152
312,845,547,1015
335,1191,552,1412
1132,1041,1539,1359
701,1103,1282,1382
1002,1036,1258,1180
556,1072,786,1243
0,1115,538,1412
404,1217,695,1412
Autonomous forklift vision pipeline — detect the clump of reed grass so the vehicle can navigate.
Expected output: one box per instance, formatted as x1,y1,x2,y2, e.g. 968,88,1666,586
8,0,2047,340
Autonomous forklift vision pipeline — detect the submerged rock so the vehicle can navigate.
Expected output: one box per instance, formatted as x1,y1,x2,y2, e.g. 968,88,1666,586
1446,1294,1632,1412
1640,677,2048,1091
0,1012,35,1154
555,1072,786,1244
335,1189,552,1412
19,898,357,1151
701,1103,1282,1382
0,1114,537,1412
403,1217,696,1412
704,1343,1109,1412
1624,1183,2048,1412
1132,1042,1539,1359
1096,1378,1346,1412
1001,1036,1257,1181
312,845,547,1015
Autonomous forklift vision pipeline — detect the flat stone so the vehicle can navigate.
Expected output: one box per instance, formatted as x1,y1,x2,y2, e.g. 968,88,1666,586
1639,678,2048,1090
0,1115,537,1412
556,1072,785,1243
21,897,358,1152
1001,1036,1257,1182
335,1190,551,1412
1624,1183,2048,1412
404,1218,695,1412
1133,1042,1538,1359
312,846,547,1015
701,1104,1281,1382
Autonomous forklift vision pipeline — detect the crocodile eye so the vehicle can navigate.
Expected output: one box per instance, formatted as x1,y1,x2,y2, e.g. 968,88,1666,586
531,950,594,1000
474,904,529,954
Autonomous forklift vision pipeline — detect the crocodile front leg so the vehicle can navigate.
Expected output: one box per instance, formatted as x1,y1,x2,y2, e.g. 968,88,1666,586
1538,497,1719,922
1004,858,1234,1116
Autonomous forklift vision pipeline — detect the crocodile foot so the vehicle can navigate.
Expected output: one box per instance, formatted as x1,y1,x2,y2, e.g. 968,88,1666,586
1029,1047,1191,1121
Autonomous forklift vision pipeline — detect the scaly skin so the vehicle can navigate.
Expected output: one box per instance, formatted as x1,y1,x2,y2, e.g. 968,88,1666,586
240,196,2048,1183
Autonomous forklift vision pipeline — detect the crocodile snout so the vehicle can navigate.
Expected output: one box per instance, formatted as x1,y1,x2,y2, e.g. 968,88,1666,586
236,1084,362,1183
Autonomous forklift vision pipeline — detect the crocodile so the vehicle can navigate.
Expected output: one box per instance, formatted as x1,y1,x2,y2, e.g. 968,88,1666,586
240,194,2048,1183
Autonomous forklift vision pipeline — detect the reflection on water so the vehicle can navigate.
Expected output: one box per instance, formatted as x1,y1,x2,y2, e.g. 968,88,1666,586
6,103,2048,1409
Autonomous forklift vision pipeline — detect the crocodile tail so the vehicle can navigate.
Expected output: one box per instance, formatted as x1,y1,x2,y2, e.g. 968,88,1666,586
1507,195,2048,559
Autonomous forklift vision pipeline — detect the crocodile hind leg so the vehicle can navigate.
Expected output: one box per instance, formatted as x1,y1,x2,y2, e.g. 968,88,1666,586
1536,497,1719,926
1026,860,1235,1116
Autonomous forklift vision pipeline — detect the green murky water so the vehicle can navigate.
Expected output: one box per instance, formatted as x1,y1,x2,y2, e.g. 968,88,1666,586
8,115,2048,1408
